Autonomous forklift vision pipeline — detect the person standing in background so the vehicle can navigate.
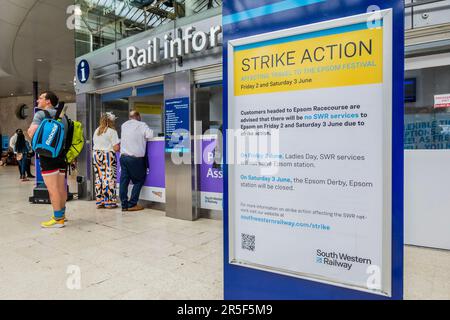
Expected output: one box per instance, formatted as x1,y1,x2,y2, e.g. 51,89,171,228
119,110,153,212
92,112,120,209
11,129,31,181
10,129,35,178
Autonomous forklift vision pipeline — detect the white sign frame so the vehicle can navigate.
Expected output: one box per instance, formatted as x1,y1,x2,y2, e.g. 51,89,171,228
227,10,393,296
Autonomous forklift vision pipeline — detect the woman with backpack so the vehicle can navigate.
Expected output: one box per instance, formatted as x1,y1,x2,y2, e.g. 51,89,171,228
93,112,120,209
12,129,31,181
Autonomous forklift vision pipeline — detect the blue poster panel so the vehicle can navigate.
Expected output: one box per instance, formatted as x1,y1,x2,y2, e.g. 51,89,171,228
1,135,8,150
164,97,190,152
223,0,404,300
33,107,44,186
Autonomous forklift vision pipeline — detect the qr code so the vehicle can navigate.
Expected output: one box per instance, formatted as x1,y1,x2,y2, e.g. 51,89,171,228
241,233,255,251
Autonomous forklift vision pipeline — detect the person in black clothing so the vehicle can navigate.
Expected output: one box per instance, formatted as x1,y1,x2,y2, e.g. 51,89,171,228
13,129,31,181
10,129,35,178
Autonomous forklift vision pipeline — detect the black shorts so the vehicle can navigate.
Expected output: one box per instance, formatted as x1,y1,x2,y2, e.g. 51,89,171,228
39,156,67,176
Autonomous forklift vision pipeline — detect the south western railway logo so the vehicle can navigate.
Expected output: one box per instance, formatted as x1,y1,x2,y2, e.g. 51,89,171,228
315,249,372,271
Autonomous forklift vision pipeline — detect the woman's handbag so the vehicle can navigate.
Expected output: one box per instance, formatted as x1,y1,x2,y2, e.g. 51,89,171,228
16,153,23,161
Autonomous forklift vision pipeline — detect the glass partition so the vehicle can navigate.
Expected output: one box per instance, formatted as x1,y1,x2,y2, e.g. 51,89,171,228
405,65,450,150
101,98,130,136
194,84,222,134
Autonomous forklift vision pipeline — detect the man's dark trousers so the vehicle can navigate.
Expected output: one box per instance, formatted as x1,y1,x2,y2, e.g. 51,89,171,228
119,155,146,209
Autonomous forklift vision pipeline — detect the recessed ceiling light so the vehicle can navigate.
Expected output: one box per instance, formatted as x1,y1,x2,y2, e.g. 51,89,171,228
36,58,44,62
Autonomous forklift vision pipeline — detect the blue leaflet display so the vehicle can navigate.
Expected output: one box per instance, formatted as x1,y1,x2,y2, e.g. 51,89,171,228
165,97,190,152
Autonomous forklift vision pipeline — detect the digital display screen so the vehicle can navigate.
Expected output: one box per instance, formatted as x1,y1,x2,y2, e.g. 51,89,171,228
405,78,417,102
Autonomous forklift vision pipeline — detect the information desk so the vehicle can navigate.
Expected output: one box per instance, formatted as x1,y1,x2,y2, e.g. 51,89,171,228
116,136,223,210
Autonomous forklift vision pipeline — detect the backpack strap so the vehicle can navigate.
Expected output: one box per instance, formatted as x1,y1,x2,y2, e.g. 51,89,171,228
42,110,52,119
54,102,65,120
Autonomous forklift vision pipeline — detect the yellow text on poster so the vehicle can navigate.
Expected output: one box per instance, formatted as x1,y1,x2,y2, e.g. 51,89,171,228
234,27,383,96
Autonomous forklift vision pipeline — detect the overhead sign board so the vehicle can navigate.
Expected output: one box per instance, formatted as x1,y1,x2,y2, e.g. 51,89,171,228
126,26,222,70
74,14,222,94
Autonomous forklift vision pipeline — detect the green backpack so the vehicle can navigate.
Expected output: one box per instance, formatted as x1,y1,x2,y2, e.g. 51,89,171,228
63,116,84,164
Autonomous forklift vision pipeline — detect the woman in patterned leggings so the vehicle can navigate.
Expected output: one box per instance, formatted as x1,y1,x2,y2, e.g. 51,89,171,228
92,113,120,209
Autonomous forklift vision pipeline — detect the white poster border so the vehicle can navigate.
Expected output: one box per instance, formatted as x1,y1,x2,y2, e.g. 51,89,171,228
227,10,393,297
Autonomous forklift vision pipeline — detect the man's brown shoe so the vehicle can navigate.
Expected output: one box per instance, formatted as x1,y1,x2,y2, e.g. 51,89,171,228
127,205,144,211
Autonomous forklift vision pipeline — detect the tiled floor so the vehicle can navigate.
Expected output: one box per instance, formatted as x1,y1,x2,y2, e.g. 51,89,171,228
0,166,448,300
0,166,222,300
404,246,450,300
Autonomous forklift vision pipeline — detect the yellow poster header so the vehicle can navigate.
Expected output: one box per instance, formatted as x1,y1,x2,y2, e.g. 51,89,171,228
234,27,383,96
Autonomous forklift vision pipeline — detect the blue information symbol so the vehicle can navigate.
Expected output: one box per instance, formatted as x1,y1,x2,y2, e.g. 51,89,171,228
77,59,90,84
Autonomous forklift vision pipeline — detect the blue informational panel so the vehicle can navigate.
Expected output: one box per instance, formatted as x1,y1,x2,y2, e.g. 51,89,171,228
164,97,190,152
223,0,404,300
2,135,9,150
35,156,44,185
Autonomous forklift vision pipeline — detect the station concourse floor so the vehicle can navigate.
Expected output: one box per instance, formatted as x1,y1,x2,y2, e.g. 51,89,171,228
0,166,449,300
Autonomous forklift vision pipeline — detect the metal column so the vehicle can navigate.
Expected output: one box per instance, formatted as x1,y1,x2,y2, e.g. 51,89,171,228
75,93,100,200
164,71,199,220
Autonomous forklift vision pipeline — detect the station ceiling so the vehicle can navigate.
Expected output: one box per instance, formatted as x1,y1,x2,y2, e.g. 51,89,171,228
0,0,75,98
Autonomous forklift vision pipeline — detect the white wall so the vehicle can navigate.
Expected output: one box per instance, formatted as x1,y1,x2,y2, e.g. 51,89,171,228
405,150,450,250
404,55,450,251
0,95,34,140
